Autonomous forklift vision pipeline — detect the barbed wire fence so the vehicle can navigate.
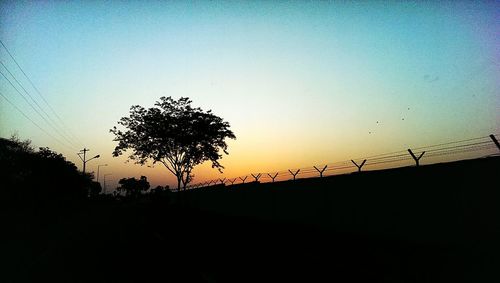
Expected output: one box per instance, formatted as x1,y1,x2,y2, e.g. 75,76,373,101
185,133,500,190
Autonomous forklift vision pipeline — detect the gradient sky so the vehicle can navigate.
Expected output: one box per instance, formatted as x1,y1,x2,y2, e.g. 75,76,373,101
1,1,499,189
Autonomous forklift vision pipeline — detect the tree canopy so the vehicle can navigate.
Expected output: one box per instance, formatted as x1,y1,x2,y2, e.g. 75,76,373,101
0,135,90,209
116,176,150,197
110,97,236,190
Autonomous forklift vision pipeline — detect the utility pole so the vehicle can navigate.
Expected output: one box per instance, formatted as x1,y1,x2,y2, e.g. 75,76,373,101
97,164,108,185
79,148,88,174
104,173,112,195
78,148,100,175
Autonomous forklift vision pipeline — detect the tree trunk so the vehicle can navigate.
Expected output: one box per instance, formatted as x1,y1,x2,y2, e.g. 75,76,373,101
177,176,182,192
176,175,183,207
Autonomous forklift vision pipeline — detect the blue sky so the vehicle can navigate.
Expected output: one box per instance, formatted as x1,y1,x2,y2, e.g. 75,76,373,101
1,1,499,188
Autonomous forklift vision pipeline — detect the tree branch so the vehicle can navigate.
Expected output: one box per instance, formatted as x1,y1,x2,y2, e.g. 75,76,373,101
160,160,176,176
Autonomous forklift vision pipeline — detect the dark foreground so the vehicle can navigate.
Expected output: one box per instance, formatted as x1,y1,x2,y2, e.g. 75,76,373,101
6,202,493,283
2,157,500,282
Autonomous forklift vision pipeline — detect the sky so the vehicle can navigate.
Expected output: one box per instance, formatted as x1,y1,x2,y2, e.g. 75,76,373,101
1,1,499,189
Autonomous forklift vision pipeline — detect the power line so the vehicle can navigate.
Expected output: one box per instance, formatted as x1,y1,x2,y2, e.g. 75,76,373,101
0,68,77,150
0,39,83,146
0,61,79,148
0,90,76,151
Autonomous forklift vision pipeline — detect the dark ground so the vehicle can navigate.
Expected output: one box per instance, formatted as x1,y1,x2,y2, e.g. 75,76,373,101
2,157,500,282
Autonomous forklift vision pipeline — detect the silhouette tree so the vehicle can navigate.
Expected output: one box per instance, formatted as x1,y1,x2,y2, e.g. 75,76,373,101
0,136,90,209
116,176,150,198
110,97,235,191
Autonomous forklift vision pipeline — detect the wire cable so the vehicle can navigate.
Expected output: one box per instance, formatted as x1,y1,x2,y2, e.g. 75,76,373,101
0,39,83,146
0,69,77,150
198,135,499,186
411,136,490,151
0,90,75,151
0,61,79,148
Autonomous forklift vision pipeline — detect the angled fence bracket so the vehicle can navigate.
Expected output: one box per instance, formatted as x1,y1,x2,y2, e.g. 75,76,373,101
228,178,236,185
313,165,328,177
408,149,425,167
239,176,248,184
351,159,366,172
288,169,300,180
251,173,262,182
267,173,279,182
490,134,500,151
219,178,226,185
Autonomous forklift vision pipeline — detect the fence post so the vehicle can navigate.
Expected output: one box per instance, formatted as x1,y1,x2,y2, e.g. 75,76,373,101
351,159,366,172
239,176,248,184
219,178,226,185
251,173,262,182
228,178,236,185
267,173,279,182
313,165,328,177
408,149,425,166
490,134,500,151
288,169,300,180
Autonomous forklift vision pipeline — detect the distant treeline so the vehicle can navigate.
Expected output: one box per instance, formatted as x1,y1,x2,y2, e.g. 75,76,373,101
0,136,92,211
0,135,176,212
